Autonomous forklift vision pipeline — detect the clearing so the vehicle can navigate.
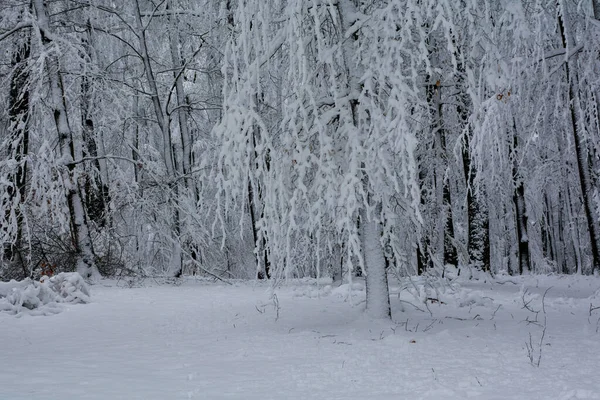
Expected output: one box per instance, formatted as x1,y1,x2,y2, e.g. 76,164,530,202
1,274,599,399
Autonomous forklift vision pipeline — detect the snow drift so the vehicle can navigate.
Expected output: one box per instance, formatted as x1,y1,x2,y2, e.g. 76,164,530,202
0,272,90,316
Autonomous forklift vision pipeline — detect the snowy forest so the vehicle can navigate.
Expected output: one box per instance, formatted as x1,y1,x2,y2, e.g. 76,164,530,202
2,0,600,318
3,2,600,398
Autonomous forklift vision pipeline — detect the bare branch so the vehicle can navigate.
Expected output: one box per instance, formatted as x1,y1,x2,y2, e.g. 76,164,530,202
0,22,32,43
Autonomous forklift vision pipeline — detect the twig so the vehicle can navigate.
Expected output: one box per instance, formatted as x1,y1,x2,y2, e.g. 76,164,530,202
589,303,600,317
541,287,552,314
490,304,502,320
524,288,549,367
398,299,427,313
537,321,547,367
521,288,538,313
445,316,468,321
272,293,280,321
423,319,437,332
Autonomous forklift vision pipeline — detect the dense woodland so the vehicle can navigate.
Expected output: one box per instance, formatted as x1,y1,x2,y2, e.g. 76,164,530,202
1,0,600,317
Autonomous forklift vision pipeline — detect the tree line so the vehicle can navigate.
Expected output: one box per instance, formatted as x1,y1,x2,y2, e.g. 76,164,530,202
1,0,599,317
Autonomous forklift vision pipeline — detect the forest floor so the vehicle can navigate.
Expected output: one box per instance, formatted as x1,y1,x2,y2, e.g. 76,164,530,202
1,272,600,399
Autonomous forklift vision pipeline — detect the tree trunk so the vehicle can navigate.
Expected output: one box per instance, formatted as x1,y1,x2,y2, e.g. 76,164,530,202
558,4,600,273
416,160,431,275
454,35,490,272
513,181,530,274
331,240,344,282
361,206,391,319
4,31,30,276
134,0,176,177
336,0,390,317
248,179,269,279
461,119,490,272
81,19,109,227
168,1,192,188
542,194,557,268
566,185,583,274
248,122,270,279
552,193,565,273
132,93,143,190
427,79,458,267
511,118,530,274
134,0,184,276
33,0,98,279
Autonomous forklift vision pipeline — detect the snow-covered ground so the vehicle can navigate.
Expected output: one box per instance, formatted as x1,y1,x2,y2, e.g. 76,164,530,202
1,274,600,400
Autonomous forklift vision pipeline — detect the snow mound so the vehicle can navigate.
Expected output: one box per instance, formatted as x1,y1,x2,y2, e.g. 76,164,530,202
290,280,365,300
452,289,495,308
395,275,458,304
292,284,332,298
43,272,91,303
0,272,90,316
548,296,578,308
331,282,365,298
589,287,600,301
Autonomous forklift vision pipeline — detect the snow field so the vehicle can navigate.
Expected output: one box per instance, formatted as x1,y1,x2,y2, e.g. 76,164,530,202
1,275,599,399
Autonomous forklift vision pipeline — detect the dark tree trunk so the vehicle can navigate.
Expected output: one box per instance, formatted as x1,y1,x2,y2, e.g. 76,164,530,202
248,180,267,279
4,33,31,276
513,182,530,274
426,78,457,267
541,194,554,263
457,80,490,271
249,125,270,280
511,119,530,274
416,162,431,274
558,8,600,273
168,1,192,188
81,19,109,227
554,192,567,274
443,184,458,266
417,243,429,275
33,0,97,277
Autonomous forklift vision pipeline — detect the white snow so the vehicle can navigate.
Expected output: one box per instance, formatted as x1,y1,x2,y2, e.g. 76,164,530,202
0,273,90,316
1,275,600,399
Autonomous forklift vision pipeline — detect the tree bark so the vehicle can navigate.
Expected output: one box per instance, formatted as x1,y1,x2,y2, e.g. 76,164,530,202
134,0,184,276
134,0,176,177
33,0,98,278
436,85,458,267
168,1,192,187
338,0,390,317
4,30,30,276
248,123,270,279
454,34,490,272
248,179,269,279
81,19,109,227
511,118,531,274
361,206,391,319
558,4,600,273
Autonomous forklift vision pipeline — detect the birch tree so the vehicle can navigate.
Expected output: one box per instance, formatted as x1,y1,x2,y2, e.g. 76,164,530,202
31,0,99,278
1,14,30,277
215,0,425,318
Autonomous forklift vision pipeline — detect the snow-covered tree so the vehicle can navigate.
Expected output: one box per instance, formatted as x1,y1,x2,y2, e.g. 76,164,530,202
215,0,431,318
